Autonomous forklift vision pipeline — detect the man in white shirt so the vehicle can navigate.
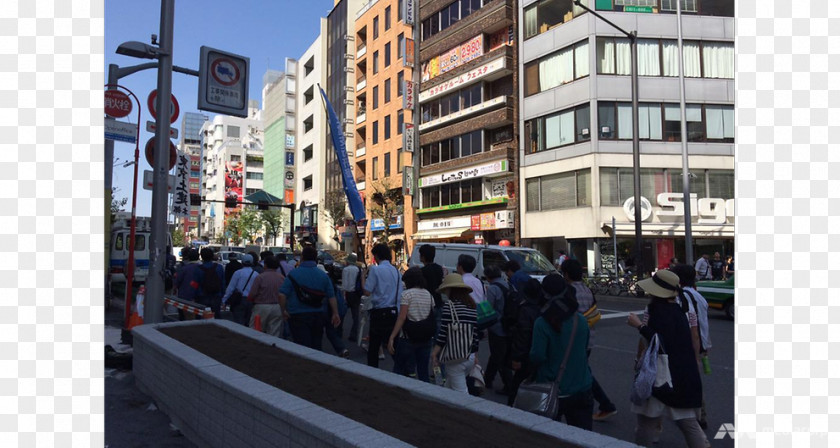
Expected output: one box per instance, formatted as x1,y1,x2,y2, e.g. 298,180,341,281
221,254,259,325
363,244,403,368
456,254,485,304
694,254,712,281
554,250,567,270
341,253,363,342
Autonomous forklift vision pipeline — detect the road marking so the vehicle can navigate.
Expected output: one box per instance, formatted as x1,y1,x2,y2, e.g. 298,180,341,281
599,310,647,319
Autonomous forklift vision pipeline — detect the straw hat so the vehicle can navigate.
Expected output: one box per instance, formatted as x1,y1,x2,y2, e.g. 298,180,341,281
637,270,681,299
437,273,473,294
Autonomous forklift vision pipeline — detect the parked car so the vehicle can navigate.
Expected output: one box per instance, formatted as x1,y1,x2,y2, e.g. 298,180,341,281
696,275,735,320
215,251,242,266
407,243,557,281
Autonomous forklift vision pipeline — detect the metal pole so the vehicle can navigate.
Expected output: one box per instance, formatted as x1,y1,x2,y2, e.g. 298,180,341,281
612,216,618,279
145,0,175,324
630,33,643,277
676,0,694,265
105,65,117,300
124,140,141,328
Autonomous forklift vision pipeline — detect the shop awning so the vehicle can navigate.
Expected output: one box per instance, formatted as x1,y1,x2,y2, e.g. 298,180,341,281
411,227,472,240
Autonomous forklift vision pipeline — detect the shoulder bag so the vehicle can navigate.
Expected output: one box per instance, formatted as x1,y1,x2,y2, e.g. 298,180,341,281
513,316,579,418
439,303,473,362
227,269,256,310
402,292,436,343
288,273,327,308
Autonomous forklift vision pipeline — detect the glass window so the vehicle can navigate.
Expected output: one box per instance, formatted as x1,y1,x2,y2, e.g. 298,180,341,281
384,114,391,140
372,85,379,109
431,141,440,164
398,149,404,173
702,42,735,79
471,178,483,202
705,105,735,141
373,16,379,39
686,104,704,141
384,152,391,177
398,33,405,59
575,104,590,142
385,42,391,67
448,2,460,26
663,104,681,141
596,37,631,75
482,250,507,271
422,18,431,41
440,184,452,206
134,234,146,251
373,51,379,74
617,103,633,139
526,118,544,153
670,169,706,198
576,169,591,206
708,170,734,199
598,102,615,139
373,120,379,144
599,168,619,206
638,103,663,140
115,233,124,251
661,0,697,12
524,0,587,40
422,144,432,166
545,109,575,149
398,71,404,96
637,39,661,76
397,110,404,135
662,40,702,77
384,78,391,103
440,138,454,162
431,185,441,207
372,156,379,180
540,171,576,210
385,6,391,30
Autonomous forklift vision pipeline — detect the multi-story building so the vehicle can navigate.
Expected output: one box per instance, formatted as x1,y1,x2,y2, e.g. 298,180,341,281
262,64,297,207
199,102,265,242
518,0,735,274
413,0,520,246
324,0,366,244
177,112,208,237
295,26,331,248
354,0,414,263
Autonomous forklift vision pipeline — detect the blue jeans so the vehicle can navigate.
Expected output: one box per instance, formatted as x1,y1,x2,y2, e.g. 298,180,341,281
393,338,432,383
288,312,325,351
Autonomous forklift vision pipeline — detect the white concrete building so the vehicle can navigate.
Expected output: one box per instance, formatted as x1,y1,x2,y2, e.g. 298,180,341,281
199,102,265,242
518,0,735,274
295,25,332,249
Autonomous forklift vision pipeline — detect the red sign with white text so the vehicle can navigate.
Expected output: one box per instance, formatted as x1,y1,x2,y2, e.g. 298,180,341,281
104,90,132,118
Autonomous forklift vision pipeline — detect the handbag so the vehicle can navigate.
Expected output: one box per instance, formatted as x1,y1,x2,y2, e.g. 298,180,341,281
402,294,436,343
467,363,486,396
227,269,256,310
513,316,579,418
439,303,473,362
630,333,659,405
287,273,327,308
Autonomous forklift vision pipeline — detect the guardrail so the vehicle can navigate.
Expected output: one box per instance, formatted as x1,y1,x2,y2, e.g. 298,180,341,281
162,295,215,320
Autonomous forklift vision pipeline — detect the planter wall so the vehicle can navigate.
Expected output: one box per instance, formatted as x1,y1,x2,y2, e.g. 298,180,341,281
132,320,637,448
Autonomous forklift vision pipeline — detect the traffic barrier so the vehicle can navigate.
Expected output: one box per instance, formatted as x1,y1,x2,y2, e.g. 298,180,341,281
126,286,145,330
253,314,262,332
162,295,214,320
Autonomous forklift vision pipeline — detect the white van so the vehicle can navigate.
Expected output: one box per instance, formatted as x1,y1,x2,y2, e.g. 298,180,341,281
407,243,557,281
109,216,172,286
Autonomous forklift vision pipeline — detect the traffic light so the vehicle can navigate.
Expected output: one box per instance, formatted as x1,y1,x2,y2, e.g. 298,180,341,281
190,194,201,206
225,196,237,208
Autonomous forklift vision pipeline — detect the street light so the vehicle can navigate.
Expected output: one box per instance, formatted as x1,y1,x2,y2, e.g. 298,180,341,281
116,41,164,59
574,0,644,277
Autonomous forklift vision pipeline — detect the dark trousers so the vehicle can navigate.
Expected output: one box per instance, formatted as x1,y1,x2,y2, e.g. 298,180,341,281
231,301,253,326
508,362,532,406
484,332,513,390
324,308,347,354
367,308,397,368
288,312,325,351
586,349,616,412
393,338,432,383
555,388,594,430
345,291,362,341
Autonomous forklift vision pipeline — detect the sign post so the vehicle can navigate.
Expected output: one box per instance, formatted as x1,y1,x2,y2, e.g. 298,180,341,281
198,46,250,117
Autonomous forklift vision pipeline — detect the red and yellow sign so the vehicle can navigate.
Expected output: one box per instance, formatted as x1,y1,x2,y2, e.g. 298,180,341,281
459,34,484,65
224,160,243,215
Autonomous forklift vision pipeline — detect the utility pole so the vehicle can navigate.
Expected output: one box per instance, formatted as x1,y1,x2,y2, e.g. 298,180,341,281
574,1,643,276
676,0,694,265
145,0,175,324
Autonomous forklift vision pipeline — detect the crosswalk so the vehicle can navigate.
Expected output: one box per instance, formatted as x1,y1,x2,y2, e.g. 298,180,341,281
598,309,647,320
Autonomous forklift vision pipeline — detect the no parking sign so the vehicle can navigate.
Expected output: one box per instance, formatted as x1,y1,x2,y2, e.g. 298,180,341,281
198,46,250,118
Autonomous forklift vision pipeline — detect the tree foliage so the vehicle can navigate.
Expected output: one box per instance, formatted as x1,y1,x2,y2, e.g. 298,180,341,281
323,190,350,241
261,208,289,246
110,187,128,225
369,178,404,245
224,212,243,245
238,207,263,244
171,229,187,247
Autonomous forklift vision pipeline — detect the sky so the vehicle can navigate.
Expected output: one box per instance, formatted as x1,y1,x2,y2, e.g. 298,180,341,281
105,0,336,217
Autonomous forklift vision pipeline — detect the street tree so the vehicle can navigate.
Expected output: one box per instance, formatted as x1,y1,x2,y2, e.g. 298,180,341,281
261,208,289,246
171,229,186,247
110,187,127,225
323,190,350,241
370,178,403,246
225,212,243,246
238,207,263,244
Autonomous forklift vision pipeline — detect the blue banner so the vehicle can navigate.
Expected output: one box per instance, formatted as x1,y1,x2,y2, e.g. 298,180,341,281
319,86,366,222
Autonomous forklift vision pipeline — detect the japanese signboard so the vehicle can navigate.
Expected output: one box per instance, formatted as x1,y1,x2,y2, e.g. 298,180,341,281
421,56,440,82
285,152,295,166
224,160,243,215
403,80,416,110
403,38,415,68
285,134,295,149
439,47,460,74
172,150,191,217
459,34,484,65
104,118,137,143
198,46,250,118
418,216,472,231
488,26,515,52
419,160,508,187
403,122,416,153
419,57,505,102
104,90,132,118
402,169,415,196
403,0,415,25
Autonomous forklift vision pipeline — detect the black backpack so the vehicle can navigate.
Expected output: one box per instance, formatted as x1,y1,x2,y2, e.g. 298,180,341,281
497,282,521,333
199,264,223,295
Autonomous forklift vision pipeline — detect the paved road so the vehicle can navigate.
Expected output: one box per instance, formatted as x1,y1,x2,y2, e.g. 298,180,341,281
105,293,734,447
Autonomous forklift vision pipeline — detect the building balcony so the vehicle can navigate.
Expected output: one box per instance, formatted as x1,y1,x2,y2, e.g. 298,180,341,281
356,113,367,125
356,143,366,158
357,44,367,59
420,95,510,132
356,180,366,191
356,76,367,92
420,99,515,146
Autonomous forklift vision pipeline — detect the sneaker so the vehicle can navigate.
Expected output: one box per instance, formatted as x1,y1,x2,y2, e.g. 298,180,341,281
339,349,351,359
593,410,618,421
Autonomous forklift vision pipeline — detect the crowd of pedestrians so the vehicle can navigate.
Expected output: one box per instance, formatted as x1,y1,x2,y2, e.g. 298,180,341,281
170,243,718,447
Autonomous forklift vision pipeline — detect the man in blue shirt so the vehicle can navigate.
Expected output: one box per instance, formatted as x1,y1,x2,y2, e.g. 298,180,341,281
363,244,403,368
279,247,340,351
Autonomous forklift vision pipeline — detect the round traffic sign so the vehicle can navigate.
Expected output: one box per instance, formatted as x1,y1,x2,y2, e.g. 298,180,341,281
147,90,180,124
104,90,132,118
144,138,178,170
210,57,241,86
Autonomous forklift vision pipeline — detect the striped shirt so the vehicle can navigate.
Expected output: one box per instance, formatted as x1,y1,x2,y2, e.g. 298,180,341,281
435,300,480,356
